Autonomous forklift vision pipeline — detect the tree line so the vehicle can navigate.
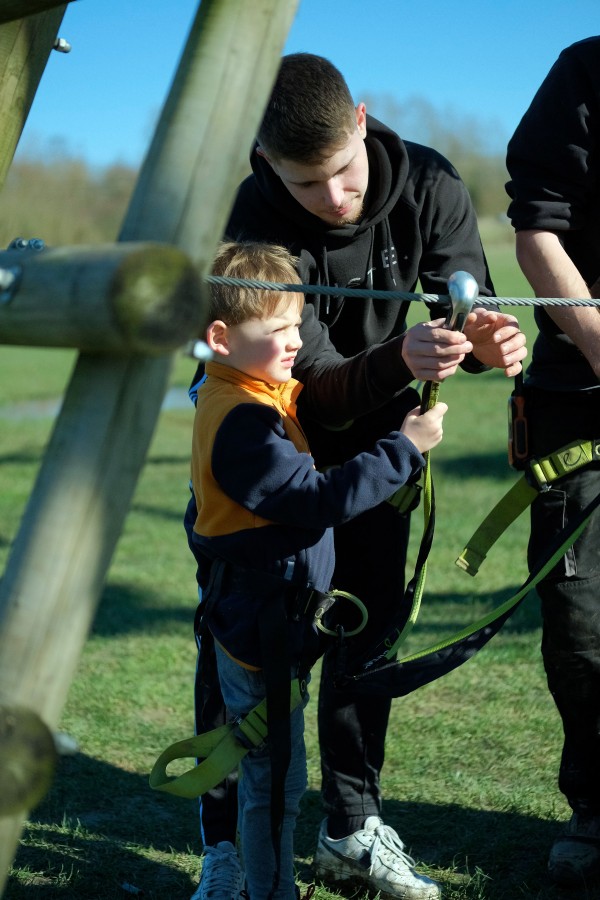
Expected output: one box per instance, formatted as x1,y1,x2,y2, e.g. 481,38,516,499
364,93,511,219
0,104,511,250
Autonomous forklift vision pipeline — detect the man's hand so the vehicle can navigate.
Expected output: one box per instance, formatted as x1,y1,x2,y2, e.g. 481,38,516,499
463,308,527,377
401,318,473,381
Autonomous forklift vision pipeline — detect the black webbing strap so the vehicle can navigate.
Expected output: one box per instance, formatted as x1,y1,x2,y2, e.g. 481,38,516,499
337,479,600,697
257,580,293,898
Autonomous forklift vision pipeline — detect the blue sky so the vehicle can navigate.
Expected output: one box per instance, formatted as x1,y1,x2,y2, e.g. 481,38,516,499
18,0,600,168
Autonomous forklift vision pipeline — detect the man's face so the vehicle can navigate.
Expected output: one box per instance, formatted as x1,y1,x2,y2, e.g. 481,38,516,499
260,104,369,227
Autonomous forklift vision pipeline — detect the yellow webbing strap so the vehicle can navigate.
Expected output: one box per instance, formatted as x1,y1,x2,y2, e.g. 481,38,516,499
149,678,305,799
383,381,440,656
455,476,537,576
399,501,595,664
456,439,598,577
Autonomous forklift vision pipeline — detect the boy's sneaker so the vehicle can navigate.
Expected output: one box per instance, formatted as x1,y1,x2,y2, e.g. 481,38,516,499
191,841,245,900
548,812,600,886
313,816,441,900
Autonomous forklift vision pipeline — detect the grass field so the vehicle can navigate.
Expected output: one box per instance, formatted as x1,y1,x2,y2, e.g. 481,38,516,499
2,223,596,899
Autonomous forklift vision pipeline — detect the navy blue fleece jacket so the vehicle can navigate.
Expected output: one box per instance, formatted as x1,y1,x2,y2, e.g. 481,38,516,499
190,362,425,668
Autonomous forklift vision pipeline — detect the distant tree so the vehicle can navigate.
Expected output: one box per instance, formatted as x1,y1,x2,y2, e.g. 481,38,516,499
0,102,511,249
363,93,510,218
0,145,137,248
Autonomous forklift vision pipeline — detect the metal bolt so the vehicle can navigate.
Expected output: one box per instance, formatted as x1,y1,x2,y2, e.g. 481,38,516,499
0,267,21,305
7,237,45,252
53,37,72,53
188,340,213,362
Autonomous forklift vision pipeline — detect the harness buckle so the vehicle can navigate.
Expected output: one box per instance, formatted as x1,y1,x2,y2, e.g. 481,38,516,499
525,439,597,493
387,482,422,514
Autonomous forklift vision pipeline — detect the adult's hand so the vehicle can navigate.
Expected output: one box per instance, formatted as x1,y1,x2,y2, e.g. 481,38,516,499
401,318,473,381
464,308,527,377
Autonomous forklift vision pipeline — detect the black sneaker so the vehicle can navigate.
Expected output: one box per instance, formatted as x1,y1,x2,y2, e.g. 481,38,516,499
548,812,600,886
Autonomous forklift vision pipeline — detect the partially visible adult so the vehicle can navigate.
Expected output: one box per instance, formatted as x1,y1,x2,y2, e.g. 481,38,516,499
506,35,600,888
191,52,526,900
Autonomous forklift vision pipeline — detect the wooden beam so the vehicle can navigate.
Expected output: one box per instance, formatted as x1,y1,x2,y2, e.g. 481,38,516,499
0,5,67,190
0,0,299,890
0,1,74,25
120,0,300,286
0,242,203,354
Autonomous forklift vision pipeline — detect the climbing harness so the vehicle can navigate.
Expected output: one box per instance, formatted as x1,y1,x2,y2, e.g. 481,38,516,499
150,677,307,798
338,432,600,697
150,571,367,799
457,436,600,577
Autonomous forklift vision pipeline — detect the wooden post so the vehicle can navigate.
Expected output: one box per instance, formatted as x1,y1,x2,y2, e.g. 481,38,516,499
0,2,74,25
0,5,67,189
0,242,203,354
0,0,299,891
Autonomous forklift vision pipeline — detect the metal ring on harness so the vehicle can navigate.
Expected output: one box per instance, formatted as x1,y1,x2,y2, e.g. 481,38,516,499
314,589,368,638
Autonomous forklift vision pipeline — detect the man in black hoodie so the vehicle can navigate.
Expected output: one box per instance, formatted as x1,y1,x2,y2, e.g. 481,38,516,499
506,37,600,889
191,53,526,900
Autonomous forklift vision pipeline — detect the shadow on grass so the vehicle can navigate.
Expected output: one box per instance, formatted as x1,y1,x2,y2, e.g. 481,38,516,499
437,451,513,482
409,585,543,634
11,757,595,900
9,751,200,899
91,582,194,638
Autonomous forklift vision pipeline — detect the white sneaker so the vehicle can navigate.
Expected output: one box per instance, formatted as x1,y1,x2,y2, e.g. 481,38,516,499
313,816,441,900
191,841,245,900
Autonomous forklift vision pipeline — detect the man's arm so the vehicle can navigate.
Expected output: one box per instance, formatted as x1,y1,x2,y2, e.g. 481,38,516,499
516,229,600,379
293,303,414,424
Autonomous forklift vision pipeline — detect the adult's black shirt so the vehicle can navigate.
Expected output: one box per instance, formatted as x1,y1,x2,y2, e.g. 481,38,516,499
506,36,600,392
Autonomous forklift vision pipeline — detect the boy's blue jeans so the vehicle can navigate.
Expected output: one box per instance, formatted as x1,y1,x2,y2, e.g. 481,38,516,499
215,643,308,900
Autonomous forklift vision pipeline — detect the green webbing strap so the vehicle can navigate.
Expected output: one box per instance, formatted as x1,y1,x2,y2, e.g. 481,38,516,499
456,439,600,577
149,678,305,799
455,477,537,576
382,380,440,656
397,490,597,666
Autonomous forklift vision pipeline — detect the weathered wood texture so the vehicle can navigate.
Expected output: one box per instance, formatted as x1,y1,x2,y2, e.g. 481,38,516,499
0,0,299,890
0,242,203,353
0,5,66,188
0,1,74,25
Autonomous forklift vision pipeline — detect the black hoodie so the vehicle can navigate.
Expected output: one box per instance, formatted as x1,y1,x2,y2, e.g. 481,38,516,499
506,37,600,392
226,115,494,424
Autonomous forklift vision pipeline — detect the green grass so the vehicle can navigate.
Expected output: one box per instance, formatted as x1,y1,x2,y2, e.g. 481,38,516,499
3,228,597,899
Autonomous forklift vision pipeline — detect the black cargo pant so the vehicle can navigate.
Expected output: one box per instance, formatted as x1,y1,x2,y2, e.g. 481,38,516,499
194,388,419,845
525,385,600,815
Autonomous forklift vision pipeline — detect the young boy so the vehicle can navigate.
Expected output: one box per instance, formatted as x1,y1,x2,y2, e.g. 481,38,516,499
188,241,446,900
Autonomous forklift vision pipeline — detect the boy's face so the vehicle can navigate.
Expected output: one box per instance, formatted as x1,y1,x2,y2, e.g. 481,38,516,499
219,295,303,384
259,104,369,227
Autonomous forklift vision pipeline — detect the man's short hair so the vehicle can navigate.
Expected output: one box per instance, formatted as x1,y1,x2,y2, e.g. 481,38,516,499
209,241,302,325
258,53,357,163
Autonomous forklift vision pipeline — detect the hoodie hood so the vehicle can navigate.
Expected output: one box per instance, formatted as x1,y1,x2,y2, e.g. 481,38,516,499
249,116,410,343
251,114,408,238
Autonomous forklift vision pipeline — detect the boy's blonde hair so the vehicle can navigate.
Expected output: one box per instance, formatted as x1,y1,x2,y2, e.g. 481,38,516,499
209,241,303,325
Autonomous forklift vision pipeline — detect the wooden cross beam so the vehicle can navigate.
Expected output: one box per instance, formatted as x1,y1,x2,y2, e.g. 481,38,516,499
0,242,203,354
0,0,299,891
0,5,67,187
0,2,75,26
